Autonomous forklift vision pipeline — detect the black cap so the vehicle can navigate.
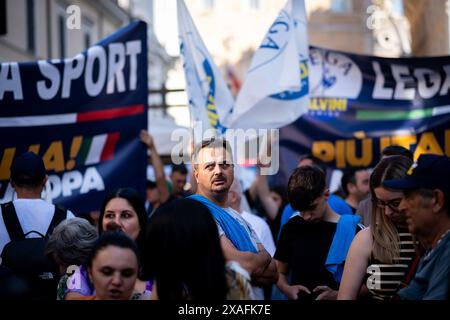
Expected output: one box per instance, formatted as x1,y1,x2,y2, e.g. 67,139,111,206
383,154,450,192
10,152,46,185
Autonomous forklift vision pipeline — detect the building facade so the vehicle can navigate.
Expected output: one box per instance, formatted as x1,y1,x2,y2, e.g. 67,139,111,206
404,0,450,56
0,0,131,61
0,0,177,155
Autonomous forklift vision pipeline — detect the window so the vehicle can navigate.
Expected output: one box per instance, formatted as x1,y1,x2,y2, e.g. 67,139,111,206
26,0,35,52
58,13,66,58
0,0,6,35
84,32,91,49
330,0,351,13
83,17,95,49
56,2,71,58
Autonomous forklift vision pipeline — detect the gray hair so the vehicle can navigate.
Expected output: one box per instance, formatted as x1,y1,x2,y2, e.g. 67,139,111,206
191,137,234,169
46,217,98,267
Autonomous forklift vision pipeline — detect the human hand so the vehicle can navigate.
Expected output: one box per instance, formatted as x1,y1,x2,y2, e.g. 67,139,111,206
140,130,154,149
313,285,338,300
283,284,311,300
256,158,272,169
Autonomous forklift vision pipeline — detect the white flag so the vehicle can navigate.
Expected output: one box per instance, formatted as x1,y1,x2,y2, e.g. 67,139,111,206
177,0,234,134
228,0,309,129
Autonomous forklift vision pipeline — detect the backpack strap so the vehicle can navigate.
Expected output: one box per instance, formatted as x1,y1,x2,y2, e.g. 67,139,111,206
1,202,25,241
45,205,67,236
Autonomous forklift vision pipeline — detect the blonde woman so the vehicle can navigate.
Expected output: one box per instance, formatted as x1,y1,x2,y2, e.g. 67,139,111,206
338,156,419,300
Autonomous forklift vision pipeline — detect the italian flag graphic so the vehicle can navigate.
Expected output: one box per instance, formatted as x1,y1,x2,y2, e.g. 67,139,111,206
78,132,120,165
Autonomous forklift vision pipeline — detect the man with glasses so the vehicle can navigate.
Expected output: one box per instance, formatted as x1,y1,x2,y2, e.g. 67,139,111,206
275,166,363,300
384,154,450,300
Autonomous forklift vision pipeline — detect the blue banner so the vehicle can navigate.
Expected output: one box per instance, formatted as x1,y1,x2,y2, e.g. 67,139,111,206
0,21,148,214
277,46,450,183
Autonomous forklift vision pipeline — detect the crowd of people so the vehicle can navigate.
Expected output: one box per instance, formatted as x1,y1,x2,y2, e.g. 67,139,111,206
0,131,449,301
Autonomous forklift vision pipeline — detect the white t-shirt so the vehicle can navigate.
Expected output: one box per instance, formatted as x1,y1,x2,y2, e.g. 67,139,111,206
215,207,261,249
217,208,267,300
0,198,75,255
241,211,276,257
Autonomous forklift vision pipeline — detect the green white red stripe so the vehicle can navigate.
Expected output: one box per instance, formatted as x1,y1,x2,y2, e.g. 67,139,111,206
0,104,144,127
78,132,120,166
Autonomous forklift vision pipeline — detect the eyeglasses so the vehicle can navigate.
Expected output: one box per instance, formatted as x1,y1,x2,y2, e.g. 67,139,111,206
373,197,402,211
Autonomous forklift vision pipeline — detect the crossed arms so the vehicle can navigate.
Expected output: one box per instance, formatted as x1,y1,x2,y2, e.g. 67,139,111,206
220,236,278,286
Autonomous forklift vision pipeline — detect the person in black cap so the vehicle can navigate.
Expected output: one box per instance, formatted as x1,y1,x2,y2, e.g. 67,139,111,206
383,153,450,300
0,152,76,300
0,152,75,254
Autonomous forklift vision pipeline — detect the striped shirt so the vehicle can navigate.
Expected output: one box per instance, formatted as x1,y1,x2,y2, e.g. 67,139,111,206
365,231,417,300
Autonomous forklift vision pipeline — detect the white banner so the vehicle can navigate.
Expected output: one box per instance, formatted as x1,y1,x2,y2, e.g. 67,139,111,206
177,0,234,134
228,0,309,129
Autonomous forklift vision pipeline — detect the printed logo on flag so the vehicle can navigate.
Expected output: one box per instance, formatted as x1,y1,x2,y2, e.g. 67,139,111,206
177,0,234,134
230,0,310,129
179,41,226,134
203,59,226,133
255,10,292,66
309,47,363,99
271,58,309,101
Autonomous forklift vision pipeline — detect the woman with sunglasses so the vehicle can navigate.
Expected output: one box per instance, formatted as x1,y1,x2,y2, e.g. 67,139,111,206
338,155,420,300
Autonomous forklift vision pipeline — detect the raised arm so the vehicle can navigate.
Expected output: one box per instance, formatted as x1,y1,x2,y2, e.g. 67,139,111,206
337,227,372,300
253,171,279,221
140,130,170,203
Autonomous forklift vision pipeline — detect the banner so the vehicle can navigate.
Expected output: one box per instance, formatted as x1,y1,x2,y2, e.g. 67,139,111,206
229,0,309,129
177,0,234,134
0,21,148,214
276,46,450,183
